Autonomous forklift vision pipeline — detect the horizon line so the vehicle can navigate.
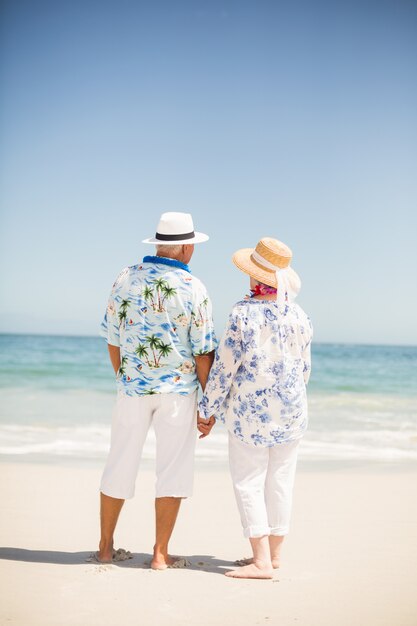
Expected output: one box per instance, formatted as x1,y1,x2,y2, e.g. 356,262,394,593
0,331,416,349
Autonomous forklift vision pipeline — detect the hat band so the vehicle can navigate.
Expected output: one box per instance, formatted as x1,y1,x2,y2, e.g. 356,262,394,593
155,230,195,241
251,250,281,272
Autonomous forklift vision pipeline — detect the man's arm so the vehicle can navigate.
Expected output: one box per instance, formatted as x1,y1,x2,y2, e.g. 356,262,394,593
194,351,215,391
108,344,121,374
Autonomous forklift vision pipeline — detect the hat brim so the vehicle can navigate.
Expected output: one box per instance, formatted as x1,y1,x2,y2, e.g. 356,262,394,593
142,232,209,245
233,248,300,289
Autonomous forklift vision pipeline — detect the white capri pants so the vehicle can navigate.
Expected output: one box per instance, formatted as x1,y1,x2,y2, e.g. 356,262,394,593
100,392,197,500
228,434,300,538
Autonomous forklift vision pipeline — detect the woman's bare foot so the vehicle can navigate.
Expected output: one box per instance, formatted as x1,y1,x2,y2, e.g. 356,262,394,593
235,556,280,569
228,535,274,578
225,562,274,579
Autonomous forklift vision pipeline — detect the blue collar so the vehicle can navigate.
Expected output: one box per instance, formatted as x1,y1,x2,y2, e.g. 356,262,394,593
142,255,191,273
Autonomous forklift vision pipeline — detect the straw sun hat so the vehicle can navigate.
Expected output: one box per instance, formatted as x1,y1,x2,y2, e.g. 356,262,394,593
233,237,301,302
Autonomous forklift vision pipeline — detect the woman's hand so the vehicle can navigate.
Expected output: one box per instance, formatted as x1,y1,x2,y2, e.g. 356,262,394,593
197,413,216,439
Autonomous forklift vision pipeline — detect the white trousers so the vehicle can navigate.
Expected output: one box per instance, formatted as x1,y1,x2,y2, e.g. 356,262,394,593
228,434,300,538
100,392,197,500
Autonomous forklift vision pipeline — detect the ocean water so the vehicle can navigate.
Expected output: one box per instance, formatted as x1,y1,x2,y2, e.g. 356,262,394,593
0,334,416,464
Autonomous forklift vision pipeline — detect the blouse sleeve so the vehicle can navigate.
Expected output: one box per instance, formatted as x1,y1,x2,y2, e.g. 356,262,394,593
301,317,313,385
198,308,242,421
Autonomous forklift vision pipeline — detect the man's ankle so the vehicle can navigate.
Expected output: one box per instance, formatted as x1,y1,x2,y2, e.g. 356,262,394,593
99,539,113,552
153,543,168,556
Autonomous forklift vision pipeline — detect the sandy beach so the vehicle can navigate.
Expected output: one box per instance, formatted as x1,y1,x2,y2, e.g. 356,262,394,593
0,460,416,626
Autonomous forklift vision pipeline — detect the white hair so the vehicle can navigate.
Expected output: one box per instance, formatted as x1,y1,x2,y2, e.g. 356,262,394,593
155,244,183,258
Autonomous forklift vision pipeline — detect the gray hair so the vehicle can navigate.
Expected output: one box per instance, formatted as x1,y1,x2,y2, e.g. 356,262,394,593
155,244,183,258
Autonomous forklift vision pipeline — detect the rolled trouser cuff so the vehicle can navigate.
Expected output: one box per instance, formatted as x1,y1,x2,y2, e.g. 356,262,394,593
243,525,271,539
269,526,289,536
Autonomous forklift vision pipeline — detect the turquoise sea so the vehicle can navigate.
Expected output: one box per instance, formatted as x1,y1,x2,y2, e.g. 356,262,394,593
0,334,416,464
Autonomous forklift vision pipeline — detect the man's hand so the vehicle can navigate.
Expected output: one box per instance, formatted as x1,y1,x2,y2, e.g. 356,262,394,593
197,413,215,439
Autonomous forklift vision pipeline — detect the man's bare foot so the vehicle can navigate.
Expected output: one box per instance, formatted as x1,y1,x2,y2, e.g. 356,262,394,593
225,562,274,579
151,554,177,570
97,540,113,563
93,547,132,564
151,556,189,570
235,556,280,569
151,545,187,570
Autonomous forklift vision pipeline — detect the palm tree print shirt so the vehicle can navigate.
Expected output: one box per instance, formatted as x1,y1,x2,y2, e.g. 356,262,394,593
199,299,313,447
101,256,217,396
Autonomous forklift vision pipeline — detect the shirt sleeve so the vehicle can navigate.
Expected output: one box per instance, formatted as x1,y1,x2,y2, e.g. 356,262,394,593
199,309,242,421
189,282,218,356
100,273,123,347
301,317,313,385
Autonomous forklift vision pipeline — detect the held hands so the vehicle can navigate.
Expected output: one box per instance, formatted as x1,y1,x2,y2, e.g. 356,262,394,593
197,413,215,439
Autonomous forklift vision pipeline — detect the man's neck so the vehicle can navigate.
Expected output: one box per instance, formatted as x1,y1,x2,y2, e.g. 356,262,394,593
156,252,183,262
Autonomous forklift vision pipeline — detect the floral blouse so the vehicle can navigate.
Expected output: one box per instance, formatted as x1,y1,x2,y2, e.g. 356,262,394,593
199,299,313,447
101,256,217,396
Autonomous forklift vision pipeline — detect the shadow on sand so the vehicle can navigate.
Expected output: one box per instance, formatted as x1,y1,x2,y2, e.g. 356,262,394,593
0,547,234,575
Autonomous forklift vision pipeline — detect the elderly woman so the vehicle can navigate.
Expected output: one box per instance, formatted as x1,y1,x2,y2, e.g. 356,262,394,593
198,237,312,579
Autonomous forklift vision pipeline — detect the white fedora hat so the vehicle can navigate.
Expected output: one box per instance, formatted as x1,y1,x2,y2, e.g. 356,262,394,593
142,212,209,245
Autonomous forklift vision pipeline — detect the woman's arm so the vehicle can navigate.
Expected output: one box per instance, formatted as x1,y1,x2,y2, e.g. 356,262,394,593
301,318,313,385
199,309,242,420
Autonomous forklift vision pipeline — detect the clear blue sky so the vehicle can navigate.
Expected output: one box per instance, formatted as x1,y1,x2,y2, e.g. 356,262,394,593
1,0,416,344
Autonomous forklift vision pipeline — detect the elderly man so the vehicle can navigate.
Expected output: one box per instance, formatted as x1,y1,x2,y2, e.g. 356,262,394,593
97,212,216,569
